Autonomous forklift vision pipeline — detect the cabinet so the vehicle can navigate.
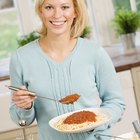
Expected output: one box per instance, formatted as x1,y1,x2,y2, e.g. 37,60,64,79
112,70,139,136
25,125,38,140
0,92,38,140
0,125,38,140
0,129,23,140
131,66,140,118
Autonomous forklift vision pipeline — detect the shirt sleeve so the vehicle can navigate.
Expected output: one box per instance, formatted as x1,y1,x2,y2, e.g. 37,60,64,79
94,46,126,131
9,51,35,126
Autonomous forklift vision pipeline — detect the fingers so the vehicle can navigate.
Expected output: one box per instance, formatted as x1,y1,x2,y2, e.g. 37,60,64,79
15,100,32,109
13,95,35,109
19,86,27,90
12,86,36,109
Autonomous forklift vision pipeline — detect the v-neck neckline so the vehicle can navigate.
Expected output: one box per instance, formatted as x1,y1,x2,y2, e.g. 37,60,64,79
36,37,81,66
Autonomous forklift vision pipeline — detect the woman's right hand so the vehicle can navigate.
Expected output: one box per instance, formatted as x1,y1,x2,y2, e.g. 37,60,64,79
12,86,36,109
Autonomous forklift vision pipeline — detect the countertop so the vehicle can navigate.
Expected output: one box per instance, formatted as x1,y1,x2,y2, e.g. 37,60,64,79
1,45,140,81
105,45,140,72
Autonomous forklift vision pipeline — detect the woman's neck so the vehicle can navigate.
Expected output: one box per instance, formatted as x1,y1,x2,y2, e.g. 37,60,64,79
42,34,76,53
39,34,77,62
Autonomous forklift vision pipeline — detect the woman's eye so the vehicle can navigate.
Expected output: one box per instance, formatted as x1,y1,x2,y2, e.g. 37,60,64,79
62,6,69,10
45,6,53,10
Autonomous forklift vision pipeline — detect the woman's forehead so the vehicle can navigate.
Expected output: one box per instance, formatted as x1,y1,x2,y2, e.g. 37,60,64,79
42,0,74,5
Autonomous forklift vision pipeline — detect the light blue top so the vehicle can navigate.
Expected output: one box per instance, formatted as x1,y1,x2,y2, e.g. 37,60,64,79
9,37,125,140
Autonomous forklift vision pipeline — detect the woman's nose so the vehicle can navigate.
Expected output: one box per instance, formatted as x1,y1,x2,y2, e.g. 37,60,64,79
53,8,62,18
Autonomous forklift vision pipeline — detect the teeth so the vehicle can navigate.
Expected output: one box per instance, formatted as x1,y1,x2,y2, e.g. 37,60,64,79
51,21,65,26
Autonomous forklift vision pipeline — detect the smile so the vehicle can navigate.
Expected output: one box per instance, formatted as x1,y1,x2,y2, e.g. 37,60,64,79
50,21,66,26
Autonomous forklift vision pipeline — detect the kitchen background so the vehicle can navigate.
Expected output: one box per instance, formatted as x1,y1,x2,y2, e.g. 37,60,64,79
0,0,140,139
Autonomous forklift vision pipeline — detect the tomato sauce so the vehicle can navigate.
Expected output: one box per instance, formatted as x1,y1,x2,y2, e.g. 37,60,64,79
64,111,97,124
59,94,80,104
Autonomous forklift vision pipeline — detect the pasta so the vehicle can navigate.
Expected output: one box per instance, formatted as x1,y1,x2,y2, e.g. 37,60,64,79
55,110,108,131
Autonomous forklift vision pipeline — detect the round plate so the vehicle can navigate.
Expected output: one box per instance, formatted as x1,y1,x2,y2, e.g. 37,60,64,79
49,107,112,133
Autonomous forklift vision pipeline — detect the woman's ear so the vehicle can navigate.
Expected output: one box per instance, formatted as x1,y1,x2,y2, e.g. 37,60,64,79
39,5,44,16
74,10,78,18
74,14,77,18
39,8,43,15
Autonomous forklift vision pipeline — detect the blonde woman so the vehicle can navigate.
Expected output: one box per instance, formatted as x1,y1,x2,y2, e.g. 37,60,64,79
9,0,125,139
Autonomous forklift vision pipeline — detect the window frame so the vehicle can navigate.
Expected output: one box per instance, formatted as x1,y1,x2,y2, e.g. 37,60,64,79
14,0,36,35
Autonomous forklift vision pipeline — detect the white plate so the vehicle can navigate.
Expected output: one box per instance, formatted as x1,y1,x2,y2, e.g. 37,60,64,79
49,108,112,133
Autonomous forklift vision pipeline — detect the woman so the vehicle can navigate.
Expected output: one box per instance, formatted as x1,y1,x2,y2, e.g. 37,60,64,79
9,0,126,139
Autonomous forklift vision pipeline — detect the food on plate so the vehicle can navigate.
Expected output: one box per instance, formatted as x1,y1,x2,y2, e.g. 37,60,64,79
59,94,80,104
64,111,96,124
54,110,108,131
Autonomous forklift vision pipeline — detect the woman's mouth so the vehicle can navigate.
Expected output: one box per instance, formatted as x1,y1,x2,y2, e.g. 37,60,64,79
50,21,66,26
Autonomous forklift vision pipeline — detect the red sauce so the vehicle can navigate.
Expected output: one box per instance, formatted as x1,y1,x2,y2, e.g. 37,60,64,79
64,111,97,124
59,94,80,104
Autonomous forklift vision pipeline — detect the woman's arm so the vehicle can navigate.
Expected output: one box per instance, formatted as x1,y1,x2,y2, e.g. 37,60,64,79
9,51,36,126
94,47,126,130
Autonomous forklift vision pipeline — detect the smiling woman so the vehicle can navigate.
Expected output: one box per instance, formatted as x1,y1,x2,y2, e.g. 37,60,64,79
9,1,125,140
35,0,87,38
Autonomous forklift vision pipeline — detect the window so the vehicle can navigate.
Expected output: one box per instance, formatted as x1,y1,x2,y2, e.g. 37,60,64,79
0,0,19,60
86,0,116,46
0,0,37,60
0,0,37,79
0,0,14,9
136,0,140,10
112,0,131,11
87,0,139,47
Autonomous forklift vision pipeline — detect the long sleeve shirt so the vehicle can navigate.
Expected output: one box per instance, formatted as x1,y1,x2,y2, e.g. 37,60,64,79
9,37,126,140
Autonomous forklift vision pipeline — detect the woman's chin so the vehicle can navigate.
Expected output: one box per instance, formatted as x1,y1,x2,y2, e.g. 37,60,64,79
50,29,70,36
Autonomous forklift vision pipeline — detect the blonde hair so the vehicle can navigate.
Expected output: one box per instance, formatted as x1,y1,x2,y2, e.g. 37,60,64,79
35,0,89,38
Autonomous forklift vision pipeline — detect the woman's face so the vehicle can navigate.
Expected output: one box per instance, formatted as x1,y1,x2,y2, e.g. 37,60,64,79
40,0,76,36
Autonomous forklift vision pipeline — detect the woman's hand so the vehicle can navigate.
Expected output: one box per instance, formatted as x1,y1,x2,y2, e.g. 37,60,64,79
12,86,36,109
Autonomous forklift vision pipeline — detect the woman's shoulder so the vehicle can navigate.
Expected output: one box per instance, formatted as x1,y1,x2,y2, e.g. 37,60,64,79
11,39,39,60
79,37,101,49
78,37,104,54
78,37,109,60
12,39,39,57
17,39,38,52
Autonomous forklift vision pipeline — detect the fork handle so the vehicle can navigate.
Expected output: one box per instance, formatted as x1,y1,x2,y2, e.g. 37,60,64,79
6,85,58,102
6,85,36,96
